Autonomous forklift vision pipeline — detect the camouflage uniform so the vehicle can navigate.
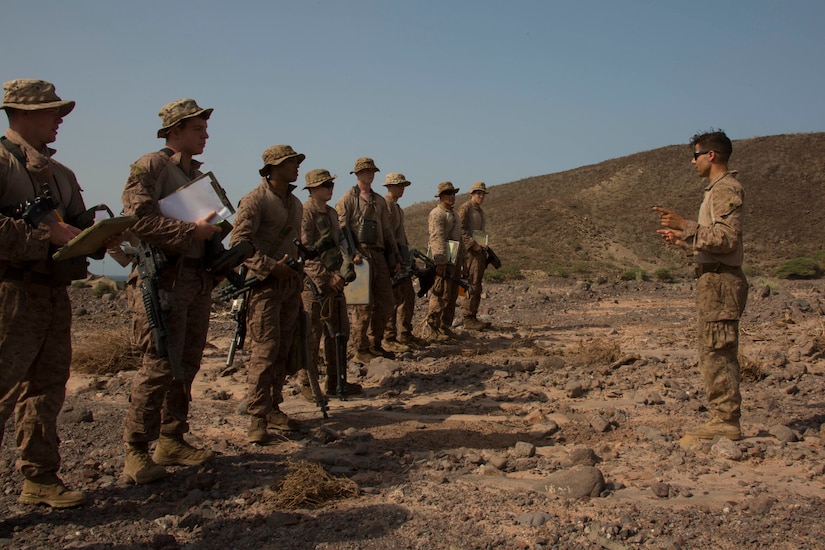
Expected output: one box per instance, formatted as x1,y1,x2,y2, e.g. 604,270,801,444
384,191,415,341
230,178,303,415
121,148,215,443
458,193,488,321
425,192,464,331
0,126,89,479
681,170,747,423
300,197,349,389
335,185,399,354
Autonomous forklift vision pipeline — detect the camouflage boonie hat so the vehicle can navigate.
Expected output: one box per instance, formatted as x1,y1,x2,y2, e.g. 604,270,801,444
0,79,75,117
259,144,306,176
383,172,411,187
350,157,380,174
304,168,336,189
435,181,459,197
157,98,213,138
470,181,488,194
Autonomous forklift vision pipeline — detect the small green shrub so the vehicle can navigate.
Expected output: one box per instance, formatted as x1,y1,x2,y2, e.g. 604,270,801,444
653,268,674,283
775,257,822,279
485,265,524,283
93,281,116,297
620,267,648,281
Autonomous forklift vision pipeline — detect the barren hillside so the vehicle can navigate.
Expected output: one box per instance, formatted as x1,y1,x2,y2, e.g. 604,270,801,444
404,132,825,278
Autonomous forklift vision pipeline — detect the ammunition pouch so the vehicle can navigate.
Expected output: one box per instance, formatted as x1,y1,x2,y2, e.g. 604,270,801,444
357,217,378,246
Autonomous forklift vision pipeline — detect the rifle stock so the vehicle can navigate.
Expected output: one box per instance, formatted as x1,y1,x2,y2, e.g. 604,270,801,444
411,248,470,294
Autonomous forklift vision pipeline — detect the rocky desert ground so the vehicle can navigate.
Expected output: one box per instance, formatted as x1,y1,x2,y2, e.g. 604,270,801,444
2,272,824,550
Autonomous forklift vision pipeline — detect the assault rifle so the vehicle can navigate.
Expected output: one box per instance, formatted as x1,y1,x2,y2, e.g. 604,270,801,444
303,275,349,403
225,266,251,369
0,183,60,227
127,242,184,381
411,248,470,297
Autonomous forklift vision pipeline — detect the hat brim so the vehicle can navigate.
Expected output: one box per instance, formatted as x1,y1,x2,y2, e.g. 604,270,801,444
157,107,214,138
259,153,306,177
383,180,411,187
436,188,460,197
350,167,380,175
0,100,75,118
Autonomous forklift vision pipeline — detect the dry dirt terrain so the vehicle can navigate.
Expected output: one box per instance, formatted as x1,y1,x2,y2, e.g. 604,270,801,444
2,273,825,549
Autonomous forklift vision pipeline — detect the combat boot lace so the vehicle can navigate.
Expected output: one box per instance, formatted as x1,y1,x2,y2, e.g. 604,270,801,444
123,443,167,484
153,435,214,466
18,473,86,508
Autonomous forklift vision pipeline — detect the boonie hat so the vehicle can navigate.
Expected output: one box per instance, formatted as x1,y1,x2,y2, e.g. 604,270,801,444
435,181,460,197
470,181,488,194
259,144,306,176
157,98,213,138
383,172,411,187
304,168,336,189
0,79,75,117
350,157,380,174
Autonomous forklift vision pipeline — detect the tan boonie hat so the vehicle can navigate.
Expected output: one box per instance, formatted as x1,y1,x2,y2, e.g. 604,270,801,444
470,181,488,194
383,172,411,187
350,157,380,174
259,144,306,176
435,181,460,197
0,79,75,117
157,98,213,138
304,168,336,189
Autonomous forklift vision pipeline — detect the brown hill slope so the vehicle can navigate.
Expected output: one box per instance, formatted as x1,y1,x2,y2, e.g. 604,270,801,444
403,132,825,278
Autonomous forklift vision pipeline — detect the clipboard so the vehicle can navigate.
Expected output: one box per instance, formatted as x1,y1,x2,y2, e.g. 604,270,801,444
158,171,235,223
52,216,139,261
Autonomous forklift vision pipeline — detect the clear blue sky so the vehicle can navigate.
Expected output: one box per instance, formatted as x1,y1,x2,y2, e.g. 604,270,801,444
4,1,823,275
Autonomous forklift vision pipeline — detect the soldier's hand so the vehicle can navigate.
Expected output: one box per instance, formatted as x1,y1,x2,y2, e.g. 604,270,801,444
101,232,124,250
652,206,686,231
271,254,296,281
328,273,345,293
49,221,82,246
192,211,222,241
353,253,363,265
657,228,683,246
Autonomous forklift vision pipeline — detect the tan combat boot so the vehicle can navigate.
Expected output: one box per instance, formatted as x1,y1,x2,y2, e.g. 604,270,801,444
266,408,301,431
248,416,268,444
685,418,741,440
463,317,489,331
382,338,410,353
153,434,214,466
123,443,167,484
18,473,86,508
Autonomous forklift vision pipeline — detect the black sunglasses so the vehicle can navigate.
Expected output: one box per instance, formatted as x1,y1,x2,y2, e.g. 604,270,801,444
320,181,335,189
693,150,712,160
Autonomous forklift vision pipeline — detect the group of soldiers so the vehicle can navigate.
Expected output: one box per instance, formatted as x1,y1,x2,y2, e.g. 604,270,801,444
0,79,499,508
0,78,749,513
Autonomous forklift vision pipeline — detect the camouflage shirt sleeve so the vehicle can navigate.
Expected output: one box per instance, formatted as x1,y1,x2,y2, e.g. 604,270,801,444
121,153,198,254
231,189,277,281
692,178,744,255
458,201,476,251
429,207,449,265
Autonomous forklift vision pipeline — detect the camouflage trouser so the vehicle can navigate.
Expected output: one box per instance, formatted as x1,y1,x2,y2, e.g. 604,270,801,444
461,248,486,318
350,248,393,352
124,266,213,443
386,274,415,340
0,282,71,478
245,276,301,417
426,269,459,330
301,288,349,384
696,270,748,422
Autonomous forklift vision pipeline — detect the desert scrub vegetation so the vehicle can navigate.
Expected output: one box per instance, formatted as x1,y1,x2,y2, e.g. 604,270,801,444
775,255,823,279
620,267,649,281
485,265,524,283
93,280,117,297
653,268,675,282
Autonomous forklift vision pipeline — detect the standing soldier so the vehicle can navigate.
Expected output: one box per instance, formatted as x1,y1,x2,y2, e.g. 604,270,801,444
121,98,222,484
0,79,113,507
382,172,421,351
420,181,464,341
654,129,747,441
335,157,401,363
458,181,491,330
299,169,362,397
231,145,305,444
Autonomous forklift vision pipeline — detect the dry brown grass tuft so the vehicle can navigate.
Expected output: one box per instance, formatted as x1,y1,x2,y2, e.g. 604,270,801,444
72,326,141,375
263,460,359,510
739,352,764,382
566,338,621,367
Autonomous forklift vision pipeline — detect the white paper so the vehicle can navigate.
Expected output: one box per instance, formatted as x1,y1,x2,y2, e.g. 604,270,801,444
159,172,234,223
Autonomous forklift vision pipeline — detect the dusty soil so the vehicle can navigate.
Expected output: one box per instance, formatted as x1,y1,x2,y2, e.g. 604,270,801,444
2,274,825,549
